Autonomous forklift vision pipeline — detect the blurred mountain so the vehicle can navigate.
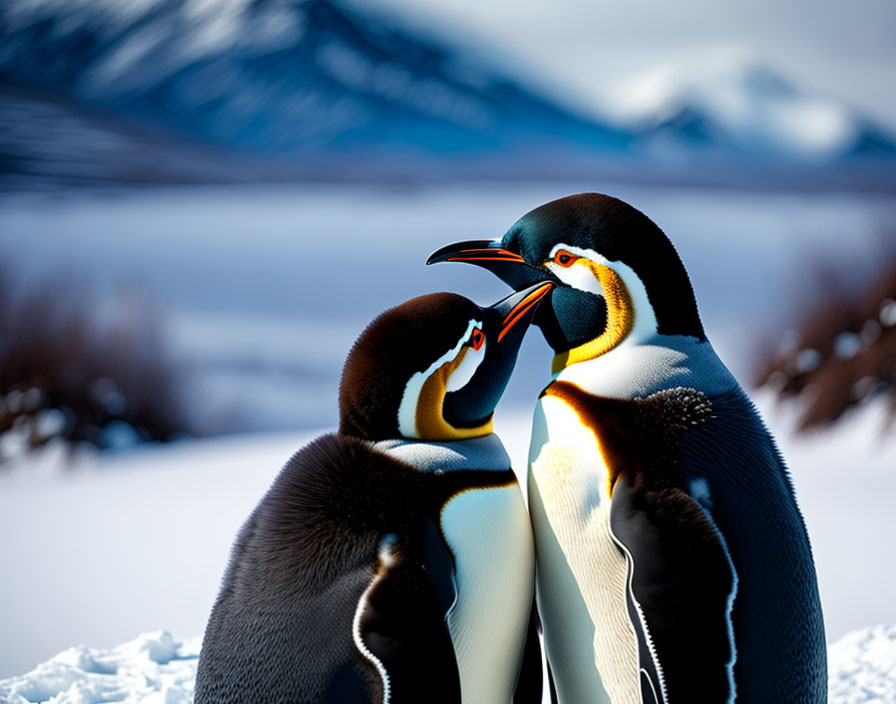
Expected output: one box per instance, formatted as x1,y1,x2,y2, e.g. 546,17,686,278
0,0,624,157
0,1,894,187
608,49,896,163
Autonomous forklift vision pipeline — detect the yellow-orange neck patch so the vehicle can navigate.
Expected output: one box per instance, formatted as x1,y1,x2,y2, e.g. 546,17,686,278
552,260,635,374
415,347,494,440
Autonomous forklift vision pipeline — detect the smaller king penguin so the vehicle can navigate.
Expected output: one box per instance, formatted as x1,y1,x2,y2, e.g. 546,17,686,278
429,193,827,704
194,282,553,704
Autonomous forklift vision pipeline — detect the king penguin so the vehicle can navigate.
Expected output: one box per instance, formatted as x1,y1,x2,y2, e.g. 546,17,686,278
428,193,827,704
194,282,553,704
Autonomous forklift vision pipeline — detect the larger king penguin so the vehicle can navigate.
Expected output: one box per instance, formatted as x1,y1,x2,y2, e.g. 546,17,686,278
430,193,827,703
195,284,552,703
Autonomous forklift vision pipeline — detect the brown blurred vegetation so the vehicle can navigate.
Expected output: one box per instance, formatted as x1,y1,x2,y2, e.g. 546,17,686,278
755,238,896,432
0,263,190,461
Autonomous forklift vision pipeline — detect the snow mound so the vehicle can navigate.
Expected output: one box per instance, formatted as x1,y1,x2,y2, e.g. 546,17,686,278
2,626,894,703
0,631,199,704
829,625,896,703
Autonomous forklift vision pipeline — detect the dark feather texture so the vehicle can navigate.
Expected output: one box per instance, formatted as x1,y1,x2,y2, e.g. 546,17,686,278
195,433,520,704
338,293,480,441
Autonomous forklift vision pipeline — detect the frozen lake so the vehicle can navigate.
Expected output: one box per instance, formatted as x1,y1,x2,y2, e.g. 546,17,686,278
2,181,892,432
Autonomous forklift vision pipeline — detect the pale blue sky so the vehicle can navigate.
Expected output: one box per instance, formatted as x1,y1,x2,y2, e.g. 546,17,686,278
366,0,896,130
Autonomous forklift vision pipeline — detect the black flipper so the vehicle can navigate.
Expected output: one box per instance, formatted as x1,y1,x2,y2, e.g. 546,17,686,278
358,518,461,704
676,388,827,702
513,598,544,704
609,473,736,704
541,380,826,703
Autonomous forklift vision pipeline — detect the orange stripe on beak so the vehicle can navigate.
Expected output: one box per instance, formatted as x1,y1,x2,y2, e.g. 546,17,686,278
447,248,526,263
498,282,554,342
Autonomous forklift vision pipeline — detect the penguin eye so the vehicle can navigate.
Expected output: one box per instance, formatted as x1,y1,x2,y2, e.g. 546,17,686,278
467,328,485,351
553,250,578,268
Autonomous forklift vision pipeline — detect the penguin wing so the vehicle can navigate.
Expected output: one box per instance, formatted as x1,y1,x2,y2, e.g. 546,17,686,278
197,435,465,704
608,473,737,704
355,513,463,704
670,388,827,703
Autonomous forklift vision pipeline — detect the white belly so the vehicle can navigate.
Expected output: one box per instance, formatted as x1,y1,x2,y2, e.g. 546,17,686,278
441,481,535,703
528,395,641,704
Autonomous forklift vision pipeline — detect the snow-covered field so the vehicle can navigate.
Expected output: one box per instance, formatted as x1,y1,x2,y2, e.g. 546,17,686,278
2,625,895,703
0,402,895,701
1,183,894,697
1,401,896,701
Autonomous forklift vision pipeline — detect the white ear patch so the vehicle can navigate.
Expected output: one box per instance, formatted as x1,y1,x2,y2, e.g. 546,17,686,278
397,318,484,438
547,243,659,345
446,335,486,392
545,259,603,296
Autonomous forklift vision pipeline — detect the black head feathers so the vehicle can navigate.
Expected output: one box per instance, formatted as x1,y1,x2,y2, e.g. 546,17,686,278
339,284,550,442
505,193,705,341
339,293,478,442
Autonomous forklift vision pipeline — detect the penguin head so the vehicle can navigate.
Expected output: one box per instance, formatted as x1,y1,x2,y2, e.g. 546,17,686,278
339,282,552,442
428,193,705,373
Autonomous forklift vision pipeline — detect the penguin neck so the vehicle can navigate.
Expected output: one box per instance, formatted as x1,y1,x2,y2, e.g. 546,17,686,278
372,433,511,473
551,333,738,400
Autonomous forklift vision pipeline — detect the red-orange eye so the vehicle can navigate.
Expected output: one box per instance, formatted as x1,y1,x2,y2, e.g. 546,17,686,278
468,329,485,350
554,250,578,267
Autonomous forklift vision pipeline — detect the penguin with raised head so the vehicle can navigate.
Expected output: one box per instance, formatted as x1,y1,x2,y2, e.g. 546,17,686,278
195,282,552,704
429,193,826,703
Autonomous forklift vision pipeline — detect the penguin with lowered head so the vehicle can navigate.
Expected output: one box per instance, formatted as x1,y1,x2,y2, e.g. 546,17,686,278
194,282,553,704
429,193,826,704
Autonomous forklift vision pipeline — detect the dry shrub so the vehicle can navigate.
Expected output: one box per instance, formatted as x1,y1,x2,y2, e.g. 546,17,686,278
754,235,896,432
0,263,191,461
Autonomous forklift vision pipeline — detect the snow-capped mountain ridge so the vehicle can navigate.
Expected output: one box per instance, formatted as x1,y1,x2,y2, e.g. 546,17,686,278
0,0,624,155
609,49,895,160
1,1,894,181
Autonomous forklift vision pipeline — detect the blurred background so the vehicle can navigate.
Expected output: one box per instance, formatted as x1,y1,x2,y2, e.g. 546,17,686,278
1,0,894,689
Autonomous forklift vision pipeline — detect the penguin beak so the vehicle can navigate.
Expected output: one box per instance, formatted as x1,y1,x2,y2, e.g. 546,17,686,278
427,239,553,290
427,240,526,265
491,282,554,343
441,281,553,428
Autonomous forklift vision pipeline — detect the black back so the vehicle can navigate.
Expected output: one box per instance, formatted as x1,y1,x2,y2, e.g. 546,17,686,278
677,388,827,702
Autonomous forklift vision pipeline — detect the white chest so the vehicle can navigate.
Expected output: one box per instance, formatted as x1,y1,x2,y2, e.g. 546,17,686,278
528,394,641,704
441,481,535,703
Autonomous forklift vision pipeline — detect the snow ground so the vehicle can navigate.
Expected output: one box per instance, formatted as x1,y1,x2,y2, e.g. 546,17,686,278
0,632,200,704
2,623,892,703
1,625,895,703
0,401,894,684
